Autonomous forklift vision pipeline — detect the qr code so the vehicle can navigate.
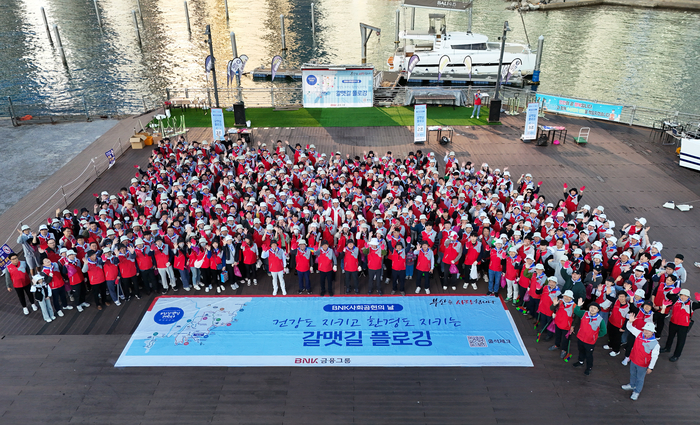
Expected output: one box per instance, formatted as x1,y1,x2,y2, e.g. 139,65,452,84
467,336,488,348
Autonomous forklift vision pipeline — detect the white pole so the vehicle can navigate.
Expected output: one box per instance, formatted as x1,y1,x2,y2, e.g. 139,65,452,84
132,10,142,47
311,3,315,38
395,8,400,47
411,7,415,30
224,0,229,20
280,14,287,50
230,31,238,57
184,1,191,33
53,25,67,67
41,7,53,45
137,0,143,22
93,0,102,27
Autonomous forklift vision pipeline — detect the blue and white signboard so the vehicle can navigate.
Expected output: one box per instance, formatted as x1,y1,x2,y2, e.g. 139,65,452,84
0,244,14,272
523,103,539,140
116,295,532,367
210,108,226,140
302,67,374,108
414,104,427,143
536,94,623,122
105,149,116,168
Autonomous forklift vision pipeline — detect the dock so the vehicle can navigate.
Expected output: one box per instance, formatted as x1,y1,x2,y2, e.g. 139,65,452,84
0,109,699,423
251,67,303,80
537,0,700,11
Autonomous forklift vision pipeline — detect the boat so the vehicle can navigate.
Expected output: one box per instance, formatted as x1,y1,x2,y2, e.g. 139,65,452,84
387,9,537,84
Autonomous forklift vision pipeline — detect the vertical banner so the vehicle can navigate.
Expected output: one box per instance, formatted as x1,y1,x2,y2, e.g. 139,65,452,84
211,108,225,141
406,55,420,81
205,55,214,73
523,103,539,140
0,244,14,272
414,104,427,143
105,149,116,168
505,59,522,83
463,55,472,80
437,55,450,81
271,55,283,81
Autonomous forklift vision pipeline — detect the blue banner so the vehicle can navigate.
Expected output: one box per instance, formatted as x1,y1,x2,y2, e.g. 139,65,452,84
116,295,532,367
536,94,623,122
302,67,374,108
0,244,14,272
105,149,115,168
210,108,226,141
523,103,539,140
414,104,427,143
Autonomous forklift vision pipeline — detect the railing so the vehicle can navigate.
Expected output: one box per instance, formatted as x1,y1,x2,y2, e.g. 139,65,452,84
2,94,163,125
1,135,133,251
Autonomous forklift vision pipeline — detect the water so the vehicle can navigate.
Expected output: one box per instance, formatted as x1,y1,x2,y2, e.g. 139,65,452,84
1,0,699,116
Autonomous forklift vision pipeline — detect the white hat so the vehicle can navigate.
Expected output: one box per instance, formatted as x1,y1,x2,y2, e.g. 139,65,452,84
370,238,379,246
635,217,647,226
135,238,144,245
39,224,48,230
573,248,582,255
106,229,116,236
67,250,76,256
680,288,691,297
298,239,307,245
634,265,645,272
535,263,545,270
563,290,574,298
635,289,645,298
21,225,30,231
120,236,129,242
642,323,656,332
102,247,112,254
508,247,517,253
32,275,44,283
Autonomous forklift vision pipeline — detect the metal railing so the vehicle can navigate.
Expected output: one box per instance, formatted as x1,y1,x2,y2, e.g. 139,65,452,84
1,135,133,252
2,94,163,125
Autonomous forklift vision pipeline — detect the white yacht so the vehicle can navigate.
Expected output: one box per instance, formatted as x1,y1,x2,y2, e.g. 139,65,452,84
387,14,536,83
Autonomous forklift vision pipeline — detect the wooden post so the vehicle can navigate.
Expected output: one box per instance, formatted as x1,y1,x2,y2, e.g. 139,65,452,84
41,7,53,45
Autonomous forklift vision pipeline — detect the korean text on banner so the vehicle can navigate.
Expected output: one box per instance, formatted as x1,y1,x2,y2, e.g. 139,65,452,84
302,67,374,108
536,94,623,122
211,108,226,141
0,244,14,272
414,104,427,143
523,103,539,140
105,149,116,168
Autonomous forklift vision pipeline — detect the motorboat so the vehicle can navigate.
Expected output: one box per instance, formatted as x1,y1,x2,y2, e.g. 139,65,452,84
387,13,537,84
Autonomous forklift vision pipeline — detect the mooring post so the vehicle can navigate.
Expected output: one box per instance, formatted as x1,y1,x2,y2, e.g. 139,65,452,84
41,8,53,45
93,0,102,27
53,25,67,67
280,14,287,50
184,1,191,33
132,10,142,47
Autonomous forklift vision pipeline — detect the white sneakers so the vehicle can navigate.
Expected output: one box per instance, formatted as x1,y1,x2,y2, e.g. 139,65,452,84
46,318,52,323
443,286,447,290
603,345,611,350
31,304,38,311
621,384,634,391
621,357,630,366
452,286,456,291
609,351,619,357
216,286,221,293
630,392,639,401
57,310,64,317
194,285,201,290
205,287,210,292
77,305,84,313
253,279,258,285
272,290,278,296
63,305,73,310
81,302,90,308
463,283,468,289
247,279,251,286
114,300,122,306
23,307,29,315
184,287,191,291
425,289,431,294
415,287,421,294
483,274,488,282
472,283,478,290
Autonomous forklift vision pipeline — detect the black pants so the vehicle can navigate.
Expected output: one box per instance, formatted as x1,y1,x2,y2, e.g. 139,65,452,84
141,269,157,293
391,270,406,292
201,268,214,288
51,286,68,311
344,271,359,293
527,298,540,320
664,322,690,358
70,283,86,307
577,340,595,370
554,325,570,350
537,315,553,336
122,276,138,297
607,322,623,353
243,263,256,280
368,269,382,294
653,311,668,338
415,270,431,289
320,270,334,295
517,286,528,303
92,282,108,306
14,286,34,308
624,335,635,358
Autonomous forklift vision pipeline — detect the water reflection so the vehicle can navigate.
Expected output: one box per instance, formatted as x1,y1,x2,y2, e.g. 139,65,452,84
2,0,699,115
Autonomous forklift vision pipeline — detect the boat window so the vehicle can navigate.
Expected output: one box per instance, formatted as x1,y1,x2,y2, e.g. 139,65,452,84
451,43,487,50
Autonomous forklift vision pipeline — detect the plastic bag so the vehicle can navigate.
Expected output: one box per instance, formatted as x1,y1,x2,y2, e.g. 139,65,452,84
233,265,242,277
500,275,507,288
449,264,458,274
470,264,478,280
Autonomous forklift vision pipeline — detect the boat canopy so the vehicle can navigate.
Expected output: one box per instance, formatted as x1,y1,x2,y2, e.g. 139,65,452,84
403,0,472,12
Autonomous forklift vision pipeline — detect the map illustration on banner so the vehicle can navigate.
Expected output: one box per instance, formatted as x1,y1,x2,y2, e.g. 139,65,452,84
210,108,225,141
302,66,374,108
116,296,533,367
536,94,623,122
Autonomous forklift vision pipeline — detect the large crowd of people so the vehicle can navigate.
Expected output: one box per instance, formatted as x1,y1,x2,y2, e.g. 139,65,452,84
4,132,698,401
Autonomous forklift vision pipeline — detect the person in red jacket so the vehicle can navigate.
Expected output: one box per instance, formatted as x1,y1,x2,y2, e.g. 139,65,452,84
262,240,288,296
316,240,337,297
117,244,139,300
549,290,576,359
504,247,521,301
295,240,312,294
134,238,157,295
485,239,506,296
462,234,481,291
40,257,69,316
101,247,123,306
660,288,700,362
605,292,630,357
622,321,659,400
342,240,360,294
82,250,109,310
241,236,259,287
573,299,607,375
536,276,560,341
4,253,37,315
414,241,434,295
388,242,408,296
65,250,90,312
441,232,462,291
153,236,176,294
364,238,384,295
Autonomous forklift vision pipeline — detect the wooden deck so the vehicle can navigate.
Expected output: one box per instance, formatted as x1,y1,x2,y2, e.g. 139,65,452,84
1,112,700,424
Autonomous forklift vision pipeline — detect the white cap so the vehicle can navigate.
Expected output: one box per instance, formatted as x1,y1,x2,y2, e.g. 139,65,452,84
32,275,44,283
563,290,574,298
642,323,656,332
135,238,144,245
370,238,379,246
635,289,645,298
298,239,306,245
21,225,30,231
535,263,545,270
102,247,112,254
39,224,48,230
680,288,691,297
635,217,647,226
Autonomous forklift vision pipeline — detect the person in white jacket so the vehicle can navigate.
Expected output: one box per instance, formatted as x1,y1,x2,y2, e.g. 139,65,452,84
30,274,55,323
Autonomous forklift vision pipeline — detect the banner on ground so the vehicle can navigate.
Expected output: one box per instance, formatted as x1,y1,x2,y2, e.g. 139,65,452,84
302,66,374,108
0,244,14,272
536,94,623,122
116,295,533,367
210,108,225,141
523,103,539,140
414,104,427,143
105,149,115,168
